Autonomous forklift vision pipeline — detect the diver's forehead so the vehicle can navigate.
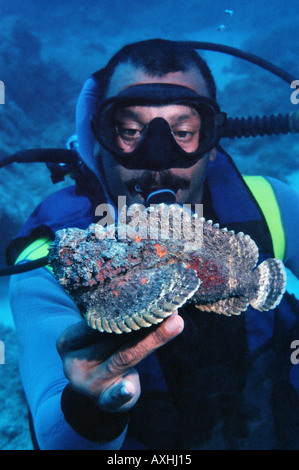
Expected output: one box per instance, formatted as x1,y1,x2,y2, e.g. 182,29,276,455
105,62,210,98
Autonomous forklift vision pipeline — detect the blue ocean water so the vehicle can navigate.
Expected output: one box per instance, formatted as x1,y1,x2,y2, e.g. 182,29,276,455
0,0,298,449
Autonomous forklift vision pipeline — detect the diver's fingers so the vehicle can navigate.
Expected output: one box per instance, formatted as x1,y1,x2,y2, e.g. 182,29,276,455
58,313,183,404
56,320,103,354
95,313,183,412
97,369,141,412
99,313,184,378
56,320,131,362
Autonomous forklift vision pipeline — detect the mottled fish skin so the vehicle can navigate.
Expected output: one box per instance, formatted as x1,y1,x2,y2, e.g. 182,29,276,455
48,204,286,333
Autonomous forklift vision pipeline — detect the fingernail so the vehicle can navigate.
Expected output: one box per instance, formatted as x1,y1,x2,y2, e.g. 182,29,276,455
119,382,134,398
165,314,184,334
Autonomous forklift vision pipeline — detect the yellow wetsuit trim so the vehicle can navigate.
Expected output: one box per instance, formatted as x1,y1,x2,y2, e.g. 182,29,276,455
15,237,53,273
243,175,286,260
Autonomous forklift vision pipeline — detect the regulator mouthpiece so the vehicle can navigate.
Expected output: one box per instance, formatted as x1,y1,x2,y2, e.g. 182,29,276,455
146,189,176,206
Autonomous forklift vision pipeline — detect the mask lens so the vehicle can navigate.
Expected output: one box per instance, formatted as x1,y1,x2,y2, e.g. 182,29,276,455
113,105,202,154
169,108,201,153
91,85,225,168
95,103,206,153
114,109,145,152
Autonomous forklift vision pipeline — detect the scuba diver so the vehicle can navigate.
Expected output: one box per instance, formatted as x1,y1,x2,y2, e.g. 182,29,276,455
6,39,299,450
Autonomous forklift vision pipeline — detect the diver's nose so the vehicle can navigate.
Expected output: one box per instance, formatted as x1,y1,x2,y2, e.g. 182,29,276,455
142,118,174,171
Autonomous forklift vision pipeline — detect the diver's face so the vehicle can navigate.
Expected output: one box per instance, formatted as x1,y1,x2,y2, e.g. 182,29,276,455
98,63,215,206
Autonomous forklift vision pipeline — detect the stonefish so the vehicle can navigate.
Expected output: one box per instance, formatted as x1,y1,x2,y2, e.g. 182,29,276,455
48,204,286,334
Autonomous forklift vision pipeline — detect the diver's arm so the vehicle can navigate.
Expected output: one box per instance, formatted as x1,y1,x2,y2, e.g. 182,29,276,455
9,267,183,449
266,177,299,278
9,268,127,450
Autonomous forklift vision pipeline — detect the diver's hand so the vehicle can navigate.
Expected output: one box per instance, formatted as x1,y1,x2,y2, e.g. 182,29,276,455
56,312,184,413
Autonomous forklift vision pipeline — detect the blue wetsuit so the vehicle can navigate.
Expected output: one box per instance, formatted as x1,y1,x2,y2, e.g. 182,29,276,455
9,165,299,449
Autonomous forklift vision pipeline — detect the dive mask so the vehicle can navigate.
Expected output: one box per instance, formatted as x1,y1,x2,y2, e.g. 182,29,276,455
91,83,226,170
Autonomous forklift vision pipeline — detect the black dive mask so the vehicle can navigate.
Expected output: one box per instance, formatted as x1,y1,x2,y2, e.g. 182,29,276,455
91,83,226,170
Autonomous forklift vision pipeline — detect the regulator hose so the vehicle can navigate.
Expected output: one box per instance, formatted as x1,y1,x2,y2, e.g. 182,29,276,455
222,111,299,139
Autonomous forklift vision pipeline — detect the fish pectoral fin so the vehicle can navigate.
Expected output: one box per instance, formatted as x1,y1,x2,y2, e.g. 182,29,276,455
86,264,200,333
144,263,201,316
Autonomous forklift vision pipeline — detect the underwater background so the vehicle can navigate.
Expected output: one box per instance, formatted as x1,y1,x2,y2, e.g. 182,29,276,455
0,0,298,450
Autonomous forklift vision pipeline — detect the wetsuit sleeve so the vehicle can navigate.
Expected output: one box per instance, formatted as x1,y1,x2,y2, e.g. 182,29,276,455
266,177,299,278
9,267,127,450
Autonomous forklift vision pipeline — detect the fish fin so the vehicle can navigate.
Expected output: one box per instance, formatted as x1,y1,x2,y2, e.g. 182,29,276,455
145,204,260,267
195,296,249,316
86,264,200,333
249,258,286,311
202,221,260,272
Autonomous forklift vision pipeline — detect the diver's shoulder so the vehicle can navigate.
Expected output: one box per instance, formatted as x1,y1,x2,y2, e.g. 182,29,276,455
264,176,299,200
